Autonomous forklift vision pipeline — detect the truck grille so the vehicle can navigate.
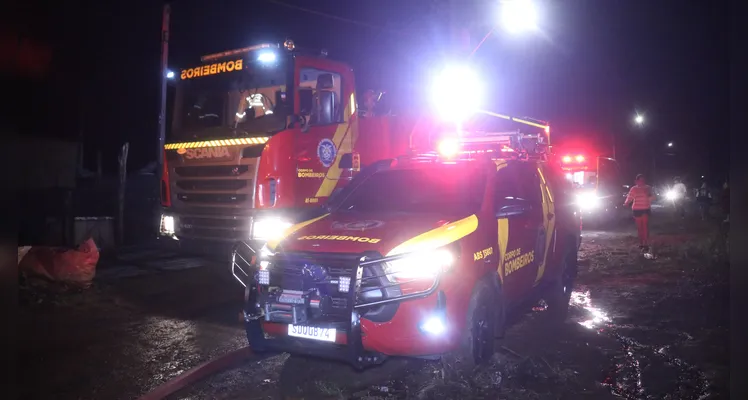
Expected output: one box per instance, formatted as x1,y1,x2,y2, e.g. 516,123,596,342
175,165,249,177
177,193,247,204
169,158,257,241
264,252,395,323
176,179,247,191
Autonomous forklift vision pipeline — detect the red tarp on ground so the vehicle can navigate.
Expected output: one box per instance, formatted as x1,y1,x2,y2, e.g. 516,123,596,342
19,238,100,289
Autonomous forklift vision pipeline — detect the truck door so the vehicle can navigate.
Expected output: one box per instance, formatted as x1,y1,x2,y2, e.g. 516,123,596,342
293,62,358,207
494,162,542,304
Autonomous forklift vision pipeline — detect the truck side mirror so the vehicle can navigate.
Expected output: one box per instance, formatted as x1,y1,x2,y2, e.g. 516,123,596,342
338,153,353,169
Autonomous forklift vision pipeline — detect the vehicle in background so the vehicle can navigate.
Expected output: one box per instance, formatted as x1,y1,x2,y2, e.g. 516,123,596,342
158,40,416,259
557,151,624,229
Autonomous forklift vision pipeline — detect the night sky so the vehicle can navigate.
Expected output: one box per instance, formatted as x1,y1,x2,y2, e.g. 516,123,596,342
14,0,729,184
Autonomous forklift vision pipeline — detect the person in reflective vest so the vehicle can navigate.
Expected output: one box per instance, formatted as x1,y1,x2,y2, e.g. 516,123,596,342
624,174,656,252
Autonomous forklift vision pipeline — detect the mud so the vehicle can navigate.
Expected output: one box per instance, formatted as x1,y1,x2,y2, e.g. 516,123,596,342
18,209,729,399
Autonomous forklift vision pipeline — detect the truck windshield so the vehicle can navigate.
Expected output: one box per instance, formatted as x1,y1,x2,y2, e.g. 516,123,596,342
171,55,291,140
337,167,487,215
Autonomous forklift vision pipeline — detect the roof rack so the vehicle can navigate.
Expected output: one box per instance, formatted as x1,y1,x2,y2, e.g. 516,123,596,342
200,39,329,63
449,110,551,161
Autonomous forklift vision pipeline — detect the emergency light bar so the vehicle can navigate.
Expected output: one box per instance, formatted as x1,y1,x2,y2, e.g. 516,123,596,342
201,43,280,63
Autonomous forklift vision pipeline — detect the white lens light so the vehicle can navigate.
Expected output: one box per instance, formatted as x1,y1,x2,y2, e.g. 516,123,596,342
501,0,539,34
252,218,292,241
338,276,351,293
257,52,276,63
420,315,446,335
576,192,599,210
384,248,455,281
431,65,482,122
258,269,270,285
161,215,175,234
259,244,275,259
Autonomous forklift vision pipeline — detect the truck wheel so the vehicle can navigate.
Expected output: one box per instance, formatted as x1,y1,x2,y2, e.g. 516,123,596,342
451,279,498,370
545,242,578,323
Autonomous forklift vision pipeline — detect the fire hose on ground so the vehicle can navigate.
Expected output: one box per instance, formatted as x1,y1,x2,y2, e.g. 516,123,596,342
137,346,264,400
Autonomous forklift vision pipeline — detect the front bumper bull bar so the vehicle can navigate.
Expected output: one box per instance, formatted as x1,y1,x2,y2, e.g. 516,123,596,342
230,242,443,369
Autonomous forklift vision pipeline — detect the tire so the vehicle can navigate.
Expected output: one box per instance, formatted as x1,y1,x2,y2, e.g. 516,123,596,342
450,279,501,370
544,241,578,323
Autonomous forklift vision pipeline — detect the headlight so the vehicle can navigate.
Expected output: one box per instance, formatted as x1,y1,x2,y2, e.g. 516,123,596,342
384,248,455,281
252,217,292,241
576,192,600,210
665,190,678,201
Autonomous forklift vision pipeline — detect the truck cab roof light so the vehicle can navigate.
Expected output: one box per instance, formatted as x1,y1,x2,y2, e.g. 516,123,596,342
201,43,279,63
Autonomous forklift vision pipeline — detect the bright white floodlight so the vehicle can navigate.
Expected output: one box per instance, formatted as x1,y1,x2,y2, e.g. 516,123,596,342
501,0,539,34
431,64,483,122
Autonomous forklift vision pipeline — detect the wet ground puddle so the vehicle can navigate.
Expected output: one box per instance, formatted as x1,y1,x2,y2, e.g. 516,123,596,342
566,287,712,400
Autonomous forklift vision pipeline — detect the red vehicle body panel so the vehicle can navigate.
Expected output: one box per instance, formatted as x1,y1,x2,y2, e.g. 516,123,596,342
256,160,579,357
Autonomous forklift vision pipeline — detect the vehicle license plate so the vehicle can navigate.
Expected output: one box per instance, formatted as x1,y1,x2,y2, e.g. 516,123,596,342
288,324,337,343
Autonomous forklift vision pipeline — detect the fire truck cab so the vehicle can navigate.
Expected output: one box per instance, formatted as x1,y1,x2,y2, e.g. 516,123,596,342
558,150,624,228
158,40,413,256
231,114,581,369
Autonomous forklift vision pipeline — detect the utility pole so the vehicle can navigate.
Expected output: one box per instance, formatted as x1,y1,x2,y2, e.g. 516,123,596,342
158,3,171,180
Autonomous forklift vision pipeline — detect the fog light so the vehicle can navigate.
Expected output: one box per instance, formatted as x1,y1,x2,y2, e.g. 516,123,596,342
258,269,270,285
420,315,446,335
160,215,175,235
338,276,351,293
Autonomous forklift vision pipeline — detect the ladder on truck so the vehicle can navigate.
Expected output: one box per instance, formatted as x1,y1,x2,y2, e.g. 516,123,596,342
449,110,551,162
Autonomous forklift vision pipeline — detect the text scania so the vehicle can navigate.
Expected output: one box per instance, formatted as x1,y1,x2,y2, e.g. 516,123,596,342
180,59,244,80
183,147,231,160
297,235,381,243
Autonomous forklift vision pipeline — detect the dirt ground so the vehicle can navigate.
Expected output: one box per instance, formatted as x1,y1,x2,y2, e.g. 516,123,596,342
18,204,729,400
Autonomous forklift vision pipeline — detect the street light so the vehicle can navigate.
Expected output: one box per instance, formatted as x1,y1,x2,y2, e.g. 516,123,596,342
635,114,644,125
667,141,674,147
469,0,540,57
501,0,539,34
166,69,175,79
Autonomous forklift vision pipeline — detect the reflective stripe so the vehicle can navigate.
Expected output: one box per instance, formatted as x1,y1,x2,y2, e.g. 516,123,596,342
164,137,270,150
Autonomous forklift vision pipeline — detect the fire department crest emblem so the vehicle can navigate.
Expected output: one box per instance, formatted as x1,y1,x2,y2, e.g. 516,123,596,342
317,138,337,168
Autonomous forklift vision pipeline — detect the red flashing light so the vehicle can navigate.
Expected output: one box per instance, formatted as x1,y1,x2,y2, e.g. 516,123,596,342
575,155,585,163
562,155,572,163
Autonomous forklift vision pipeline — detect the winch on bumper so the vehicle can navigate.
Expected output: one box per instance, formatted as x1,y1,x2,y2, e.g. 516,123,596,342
231,242,448,369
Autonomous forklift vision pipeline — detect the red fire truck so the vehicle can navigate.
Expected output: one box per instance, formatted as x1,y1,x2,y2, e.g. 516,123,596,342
557,148,624,228
231,113,582,369
158,40,416,256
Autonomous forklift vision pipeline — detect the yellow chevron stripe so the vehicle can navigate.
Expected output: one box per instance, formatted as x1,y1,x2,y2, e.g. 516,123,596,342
497,217,509,282
386,215,479,257
266,213,330,252
535,167,556,283
164,137,270,150
314,101,358,198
